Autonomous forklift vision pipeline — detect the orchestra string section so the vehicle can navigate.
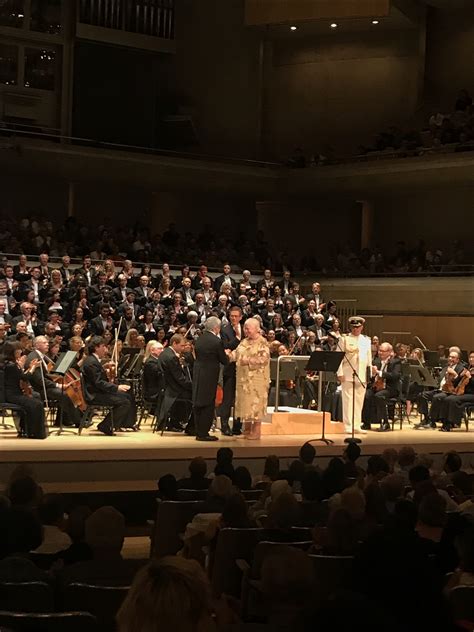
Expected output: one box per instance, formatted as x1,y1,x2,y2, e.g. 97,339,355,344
0,256,472,439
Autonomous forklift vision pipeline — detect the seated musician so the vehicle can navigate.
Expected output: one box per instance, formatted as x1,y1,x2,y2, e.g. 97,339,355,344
416,347,465,430
82,336,136,435
25,336,81,428
362,342,401,432
143,341,165,413
156,334,193,433
439,351,474,432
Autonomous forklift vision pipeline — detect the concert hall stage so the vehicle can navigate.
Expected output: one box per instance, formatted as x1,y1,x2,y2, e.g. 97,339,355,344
1,407,473,490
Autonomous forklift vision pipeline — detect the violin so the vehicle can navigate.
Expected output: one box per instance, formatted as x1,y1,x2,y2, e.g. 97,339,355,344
454,367,474,396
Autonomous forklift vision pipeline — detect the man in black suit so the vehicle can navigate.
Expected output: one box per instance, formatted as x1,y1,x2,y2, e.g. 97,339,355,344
417,347,465,430
142,341,165,414
214,264,236,292
76,255,96,287
88,303,115,337
305,282,325,312
25,335,81,428
82,336,135,435
193,316,229,441
88,272,114,307
134,275,154,308
219,306,243,436
362,342,401,432
157,334,192,432
277,270,293,296
112,275,133,305
58,255,73,284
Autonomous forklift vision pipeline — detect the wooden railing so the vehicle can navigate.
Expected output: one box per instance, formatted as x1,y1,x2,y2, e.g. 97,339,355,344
79,0,175,39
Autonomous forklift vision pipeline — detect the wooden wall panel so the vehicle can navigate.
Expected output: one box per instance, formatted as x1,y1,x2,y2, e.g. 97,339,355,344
245,0,390,25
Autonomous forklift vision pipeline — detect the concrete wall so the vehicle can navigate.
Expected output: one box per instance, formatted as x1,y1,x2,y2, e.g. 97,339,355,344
264,29,421,157
173,0,262,158
425,7,474,109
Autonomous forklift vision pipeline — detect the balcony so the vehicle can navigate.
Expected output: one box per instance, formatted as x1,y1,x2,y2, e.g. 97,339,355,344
77,0,175,52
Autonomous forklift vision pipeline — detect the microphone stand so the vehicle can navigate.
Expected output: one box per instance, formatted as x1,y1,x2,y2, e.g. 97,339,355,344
333,334,367,445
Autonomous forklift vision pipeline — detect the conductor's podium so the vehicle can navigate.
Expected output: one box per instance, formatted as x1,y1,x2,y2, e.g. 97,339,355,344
261,407,345,436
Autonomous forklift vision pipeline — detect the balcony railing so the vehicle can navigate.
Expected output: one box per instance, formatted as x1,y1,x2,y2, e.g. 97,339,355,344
79,0,174,39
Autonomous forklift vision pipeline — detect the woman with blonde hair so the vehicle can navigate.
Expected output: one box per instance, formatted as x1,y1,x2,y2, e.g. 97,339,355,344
230,317,270,440
117,556,216,632
124,328,139,348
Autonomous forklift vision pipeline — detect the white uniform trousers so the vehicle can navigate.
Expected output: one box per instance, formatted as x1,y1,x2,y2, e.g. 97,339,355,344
341,380,367,433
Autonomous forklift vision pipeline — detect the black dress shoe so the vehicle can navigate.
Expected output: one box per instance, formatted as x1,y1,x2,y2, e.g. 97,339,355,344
167,426,184,433
378,423,391,432
97,424,114,436
196,435,219,442
361,423,371,431
440,426,451,432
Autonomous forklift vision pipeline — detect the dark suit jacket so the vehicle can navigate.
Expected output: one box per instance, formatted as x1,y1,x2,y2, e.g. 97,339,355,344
379,357,402,396
214,274,236,291
112,286,133,304
82,354,119,402
88,284,114,305
25,350,57,395
58,266,73,284
143,356,164,401
76,267,97,285
221,322,242,378
13,266,31,283
134,286,154,307
87,315,114,337
192,330,228,407
158,347,192,421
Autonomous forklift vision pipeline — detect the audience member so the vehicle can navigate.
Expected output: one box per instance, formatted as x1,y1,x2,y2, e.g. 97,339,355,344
177,457,211,490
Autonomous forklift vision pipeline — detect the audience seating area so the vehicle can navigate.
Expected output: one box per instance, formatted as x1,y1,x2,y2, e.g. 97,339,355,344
1,444,474,630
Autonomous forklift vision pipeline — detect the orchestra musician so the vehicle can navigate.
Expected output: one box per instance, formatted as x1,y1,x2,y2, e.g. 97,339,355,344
142,340,165,414
25,336,82,428
82,336,136,435
362,342,402,432
438,351,474,432
0,341,47,439
157,334,193,433
416,347,465,430
337,316,375,435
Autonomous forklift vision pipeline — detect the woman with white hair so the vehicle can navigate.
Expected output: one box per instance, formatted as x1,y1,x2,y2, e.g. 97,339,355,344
231,317,270,439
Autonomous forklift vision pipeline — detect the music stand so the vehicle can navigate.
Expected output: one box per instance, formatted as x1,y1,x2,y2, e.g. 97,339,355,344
50,350,79,436
403,365,438,389
424,351,446,368
305,351,344,445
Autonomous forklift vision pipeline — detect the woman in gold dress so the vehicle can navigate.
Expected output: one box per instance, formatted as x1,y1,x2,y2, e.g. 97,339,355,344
232,318,270,439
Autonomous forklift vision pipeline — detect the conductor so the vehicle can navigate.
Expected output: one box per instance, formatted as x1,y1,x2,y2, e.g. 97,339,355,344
193,316,229,442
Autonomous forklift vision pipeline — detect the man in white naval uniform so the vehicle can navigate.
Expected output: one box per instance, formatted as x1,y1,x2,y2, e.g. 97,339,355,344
337,316,375,434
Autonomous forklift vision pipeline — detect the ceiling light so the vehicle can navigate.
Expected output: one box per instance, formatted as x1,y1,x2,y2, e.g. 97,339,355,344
330,23,338,29
290,25,297,31
372,19,379,24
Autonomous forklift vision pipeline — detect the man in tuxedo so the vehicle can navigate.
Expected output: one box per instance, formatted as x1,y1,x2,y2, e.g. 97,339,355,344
25,335,81,428
180,277,196,306
88,272,114,307
88,303,115,337
362,342,401,432
278,270,293,296
417,347,465,430
193,316,229,441
305,282,325,312
219,306,243,436
58,255,73,284
77,255,96,287
112,275,133,305
82,336,135,435
440,351,474,432
214,264,236,292
157,334,192,432
134,275,154,308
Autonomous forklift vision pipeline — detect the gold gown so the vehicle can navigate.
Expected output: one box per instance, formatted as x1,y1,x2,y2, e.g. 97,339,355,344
234,335,270,420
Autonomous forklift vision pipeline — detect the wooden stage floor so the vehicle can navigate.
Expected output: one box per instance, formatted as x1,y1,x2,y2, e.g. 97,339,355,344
1,409,473,487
